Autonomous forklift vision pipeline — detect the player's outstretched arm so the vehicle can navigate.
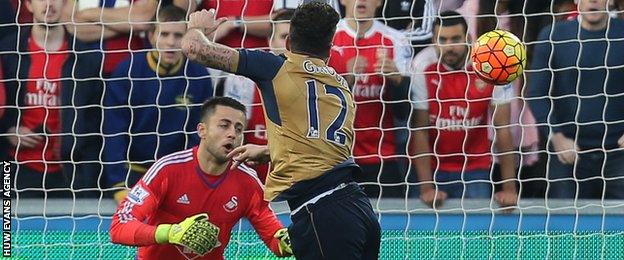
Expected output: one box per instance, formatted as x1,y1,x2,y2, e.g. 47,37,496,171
226,144,270,169
181,9,240,73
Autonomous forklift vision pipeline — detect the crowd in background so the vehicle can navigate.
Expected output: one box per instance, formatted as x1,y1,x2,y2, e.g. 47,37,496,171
1,0,624,207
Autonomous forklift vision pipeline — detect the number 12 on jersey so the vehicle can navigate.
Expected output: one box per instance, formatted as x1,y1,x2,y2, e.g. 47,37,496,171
306,80,348,146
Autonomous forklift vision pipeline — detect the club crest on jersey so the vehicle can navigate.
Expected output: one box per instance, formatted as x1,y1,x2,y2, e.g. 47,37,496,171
223,196,238,213
475,78,488,92
128,185,150,205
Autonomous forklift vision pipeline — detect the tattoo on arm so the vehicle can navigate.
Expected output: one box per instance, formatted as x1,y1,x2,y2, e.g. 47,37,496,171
182,29,239,73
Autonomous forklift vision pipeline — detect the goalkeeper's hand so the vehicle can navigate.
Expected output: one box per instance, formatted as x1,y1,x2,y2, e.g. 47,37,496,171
274,228,293,256
155,213,220,255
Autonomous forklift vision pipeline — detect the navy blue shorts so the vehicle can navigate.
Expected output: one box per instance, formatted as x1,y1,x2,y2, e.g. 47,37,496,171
288,182,381,259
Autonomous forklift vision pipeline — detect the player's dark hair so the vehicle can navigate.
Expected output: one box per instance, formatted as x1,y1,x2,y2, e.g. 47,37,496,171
151,5,186,31
200,97,247,121
434,10,468,35
289,2,340,58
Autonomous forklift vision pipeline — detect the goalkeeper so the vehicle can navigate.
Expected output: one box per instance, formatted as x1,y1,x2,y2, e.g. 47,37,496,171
110,97,292,259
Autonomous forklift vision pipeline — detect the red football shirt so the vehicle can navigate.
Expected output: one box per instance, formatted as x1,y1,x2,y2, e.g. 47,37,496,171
102,33,144,75
329,20,411,164
101,0,144,75
110,147,283,260
411,63,513,172
202,0,272,48
12,36,68,173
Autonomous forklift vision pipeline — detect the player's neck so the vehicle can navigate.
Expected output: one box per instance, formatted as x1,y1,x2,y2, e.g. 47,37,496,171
291,50,327,61
346,19,374,39
31,24,65,51
197,147,228,176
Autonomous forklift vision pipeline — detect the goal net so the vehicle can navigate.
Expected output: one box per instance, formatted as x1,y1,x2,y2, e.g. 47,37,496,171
3,0,624,259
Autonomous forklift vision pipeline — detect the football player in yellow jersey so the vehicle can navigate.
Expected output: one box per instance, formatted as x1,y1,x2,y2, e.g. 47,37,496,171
181,2,380,259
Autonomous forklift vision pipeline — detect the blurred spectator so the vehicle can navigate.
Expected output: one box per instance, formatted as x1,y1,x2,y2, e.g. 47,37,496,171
10,0,34,24
613,0,624,19
0,0,103,198
218,9,295,183
61,0,156,76
527,0,624,199
103,6,213,204
378,0,417,31
553,0,578,21
329,0,412,198
196,0,274,49
410,11,517,209
474,0,541,197
389,0,470,55
62,0,195,76
0,1,17,38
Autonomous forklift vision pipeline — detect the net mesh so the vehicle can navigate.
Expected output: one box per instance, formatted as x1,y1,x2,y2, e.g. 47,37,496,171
12,230,624,259
3,0,624,259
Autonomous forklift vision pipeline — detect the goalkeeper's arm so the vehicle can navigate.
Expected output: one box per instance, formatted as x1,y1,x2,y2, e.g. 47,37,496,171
110,182,220,255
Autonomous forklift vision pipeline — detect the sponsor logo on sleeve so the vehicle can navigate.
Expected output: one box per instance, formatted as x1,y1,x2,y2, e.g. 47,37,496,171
128,185,150,205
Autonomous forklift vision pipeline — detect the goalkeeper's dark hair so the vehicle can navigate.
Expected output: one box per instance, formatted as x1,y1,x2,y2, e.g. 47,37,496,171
150,5,186,31
200,97,247,122
289,2,339,58
434,11,468,35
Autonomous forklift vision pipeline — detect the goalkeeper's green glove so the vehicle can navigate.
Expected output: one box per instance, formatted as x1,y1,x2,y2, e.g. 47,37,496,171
274,228,293,256
154,213,220,255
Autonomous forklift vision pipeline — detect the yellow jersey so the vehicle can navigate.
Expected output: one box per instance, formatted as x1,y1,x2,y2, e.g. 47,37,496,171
235,50,356,201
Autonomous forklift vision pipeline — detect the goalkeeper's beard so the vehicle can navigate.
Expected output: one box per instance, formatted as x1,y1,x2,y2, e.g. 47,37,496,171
204,144,230,165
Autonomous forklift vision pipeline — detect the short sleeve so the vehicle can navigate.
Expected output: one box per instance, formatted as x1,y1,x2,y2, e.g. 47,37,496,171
491,83,514,105
392,36,413,76
410,67,430,110
236,49,285,84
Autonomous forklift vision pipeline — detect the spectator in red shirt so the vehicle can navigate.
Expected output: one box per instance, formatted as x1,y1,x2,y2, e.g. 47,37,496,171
10,0,33,24
200,0,274,49
61,0,195,76
110,97,291,259
1,0,103,198
329,0,412,198
61,0,150,75
410,11,517,210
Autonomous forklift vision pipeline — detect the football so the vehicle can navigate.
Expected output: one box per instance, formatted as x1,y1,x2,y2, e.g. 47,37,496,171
471,29,526,85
